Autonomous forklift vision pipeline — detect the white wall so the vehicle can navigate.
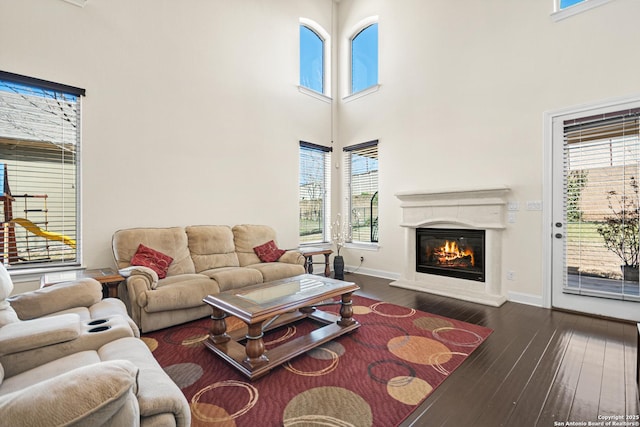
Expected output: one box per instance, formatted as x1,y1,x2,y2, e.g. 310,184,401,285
2,0,640,304
334,0,640,301
0,0,333,278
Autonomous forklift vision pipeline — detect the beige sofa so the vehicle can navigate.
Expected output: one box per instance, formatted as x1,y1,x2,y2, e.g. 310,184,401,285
0,264,190,426
112,224,306,333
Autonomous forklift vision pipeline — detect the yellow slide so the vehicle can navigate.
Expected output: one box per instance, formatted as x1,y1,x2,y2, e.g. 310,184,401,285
10,218,76,249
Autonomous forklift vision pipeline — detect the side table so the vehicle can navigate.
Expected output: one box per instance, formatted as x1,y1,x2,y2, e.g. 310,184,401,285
299,247,333,277
40,268,124,299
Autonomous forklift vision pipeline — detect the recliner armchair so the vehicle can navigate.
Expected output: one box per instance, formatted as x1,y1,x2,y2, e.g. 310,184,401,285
0,336,191,427
0,264,139,377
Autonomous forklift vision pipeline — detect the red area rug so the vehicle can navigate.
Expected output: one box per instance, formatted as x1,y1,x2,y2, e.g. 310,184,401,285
142,295,492,426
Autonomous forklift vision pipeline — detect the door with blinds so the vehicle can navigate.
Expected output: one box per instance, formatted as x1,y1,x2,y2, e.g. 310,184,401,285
550,100,640,321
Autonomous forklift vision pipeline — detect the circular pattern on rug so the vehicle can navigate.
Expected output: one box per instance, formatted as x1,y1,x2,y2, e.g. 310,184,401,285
367,359,416,385
164,363,203,389
283,386,372,426
387,376,433,405
190,402,236,427
284,347,339,376
369,301,416,318
413,316,454,332
431,326,484,347
428,351,468,375
353,304,372,315
163,325,210,347
308,341,345,359
141,336,158,352
264,326,296,346
348,322,409,350
388,335,452,365
191,380,258,423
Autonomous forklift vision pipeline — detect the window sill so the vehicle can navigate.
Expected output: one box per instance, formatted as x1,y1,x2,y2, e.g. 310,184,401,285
298,86,332,103
343,84,381,103
8,264,83,283
551,0,611,22
344,242,379,251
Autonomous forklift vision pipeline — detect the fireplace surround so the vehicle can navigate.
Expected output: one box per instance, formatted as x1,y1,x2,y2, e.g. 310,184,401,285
391,186,510,307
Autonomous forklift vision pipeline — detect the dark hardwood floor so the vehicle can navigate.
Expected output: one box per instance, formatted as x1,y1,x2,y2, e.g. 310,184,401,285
345,272,640,427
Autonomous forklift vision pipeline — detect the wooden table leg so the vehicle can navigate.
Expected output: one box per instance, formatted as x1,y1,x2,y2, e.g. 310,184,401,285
338,292,356,327
209,307,230,344
244,322,269,369
323,253,331,277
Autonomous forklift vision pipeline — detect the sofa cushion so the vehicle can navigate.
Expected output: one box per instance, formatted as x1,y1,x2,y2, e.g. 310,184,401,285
0,350,101,393
112,227,196,277
8,278,102,321
233,224,280,267
200,267,263,292
247,263,306,283
131,244,174,279
186,225,240,272
0,360,139,427
253,240,286,263
139,275,220,313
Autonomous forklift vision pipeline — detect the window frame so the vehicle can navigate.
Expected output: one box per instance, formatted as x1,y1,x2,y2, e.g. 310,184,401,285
299,18,331,99
0,70,84,272
552,0,612,21
343,140,379,247
299,141,332,245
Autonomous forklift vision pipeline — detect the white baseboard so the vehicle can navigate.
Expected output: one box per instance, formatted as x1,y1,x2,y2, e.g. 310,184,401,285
344,265,400,281
507,291,544,307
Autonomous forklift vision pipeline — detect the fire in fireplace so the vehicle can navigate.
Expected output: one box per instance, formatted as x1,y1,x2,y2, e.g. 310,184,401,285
416,228,485,282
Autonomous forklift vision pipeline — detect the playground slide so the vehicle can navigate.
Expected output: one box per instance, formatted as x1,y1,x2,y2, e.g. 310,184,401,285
10,218,76,249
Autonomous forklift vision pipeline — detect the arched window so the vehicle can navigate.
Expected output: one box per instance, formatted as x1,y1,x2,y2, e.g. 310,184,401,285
351,22,378,94
299,19,330,96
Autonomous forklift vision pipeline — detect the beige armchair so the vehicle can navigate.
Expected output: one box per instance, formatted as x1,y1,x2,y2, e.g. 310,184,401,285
0,337,191,427
0,264,139,377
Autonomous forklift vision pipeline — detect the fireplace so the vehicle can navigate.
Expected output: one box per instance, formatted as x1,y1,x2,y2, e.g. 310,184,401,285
416,228,485,282
390,186,510,307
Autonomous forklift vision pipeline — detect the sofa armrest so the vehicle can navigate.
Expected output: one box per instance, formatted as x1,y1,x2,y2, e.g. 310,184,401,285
8,278,103,320
0,314,81,356
119,266,159,290
279,250,305,266
0,360,139,427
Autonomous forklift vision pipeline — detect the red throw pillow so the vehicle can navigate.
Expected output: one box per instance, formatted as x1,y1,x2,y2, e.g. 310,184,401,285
253,240,286,263
130,244,174,279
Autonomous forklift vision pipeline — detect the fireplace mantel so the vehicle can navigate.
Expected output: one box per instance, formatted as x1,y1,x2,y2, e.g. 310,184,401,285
391,186,510,307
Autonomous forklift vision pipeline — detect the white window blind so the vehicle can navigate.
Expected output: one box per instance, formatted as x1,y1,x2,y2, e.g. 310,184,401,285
0,71,84,269
343,140,378,244
564,107,640,300
299,141,331,244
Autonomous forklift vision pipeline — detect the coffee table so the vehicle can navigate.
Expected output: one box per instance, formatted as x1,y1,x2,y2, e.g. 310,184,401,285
203,274,360,380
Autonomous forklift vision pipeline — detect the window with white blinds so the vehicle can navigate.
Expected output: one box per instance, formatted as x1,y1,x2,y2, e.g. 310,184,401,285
0,71,84,269
564,108,640,300
343,140,378,244
299,141,331,244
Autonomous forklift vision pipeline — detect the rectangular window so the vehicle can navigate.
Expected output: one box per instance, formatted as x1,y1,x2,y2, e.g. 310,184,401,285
0,71,84,269
299,141,331,244
343,140,378,244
